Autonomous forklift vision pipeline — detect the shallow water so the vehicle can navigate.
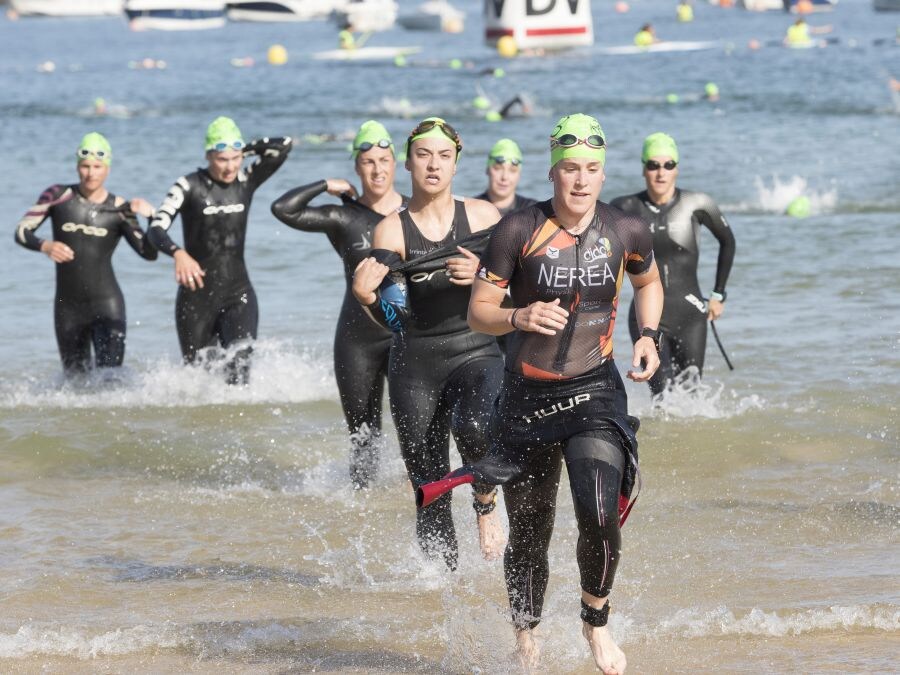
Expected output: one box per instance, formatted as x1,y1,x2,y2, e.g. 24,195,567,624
1,0,898,671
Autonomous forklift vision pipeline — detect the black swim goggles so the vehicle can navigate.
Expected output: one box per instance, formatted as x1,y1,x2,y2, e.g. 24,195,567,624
355,139,393,153
549,134,605,150
489,155,522,166
209,140,245,152
644,160,677,171
77,148,108,159
406,119,463,155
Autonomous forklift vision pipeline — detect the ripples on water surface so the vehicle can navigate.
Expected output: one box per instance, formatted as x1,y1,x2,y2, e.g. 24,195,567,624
1,0,898,671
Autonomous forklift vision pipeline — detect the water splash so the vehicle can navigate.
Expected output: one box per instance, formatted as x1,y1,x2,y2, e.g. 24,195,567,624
631,368,765,419
724,175,838,215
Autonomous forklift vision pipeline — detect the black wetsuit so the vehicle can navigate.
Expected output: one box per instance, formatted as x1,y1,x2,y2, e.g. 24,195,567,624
15,185,157,373
421,200,654,628
367,200,503,570
270,181,407,488
474,191,537,217
149,137,291,384
610,189,735,395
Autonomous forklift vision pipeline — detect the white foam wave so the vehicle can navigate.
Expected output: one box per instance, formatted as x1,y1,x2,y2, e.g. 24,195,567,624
0,622,185,659
657,604,900,639
377,96,431,119
629,368,765,419
0,339,336,410
724,175,838,215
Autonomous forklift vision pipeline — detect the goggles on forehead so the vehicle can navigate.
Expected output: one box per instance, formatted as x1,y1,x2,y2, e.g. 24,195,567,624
549,134,606,150
406,119,462,154
489,155,521,166
645,159,677,171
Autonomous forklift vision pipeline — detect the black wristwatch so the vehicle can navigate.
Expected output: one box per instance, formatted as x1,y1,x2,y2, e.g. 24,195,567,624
639,327,661,352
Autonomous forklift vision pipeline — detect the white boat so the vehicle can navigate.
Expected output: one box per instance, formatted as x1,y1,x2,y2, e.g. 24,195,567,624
225,0,335,21
398,0,464,32
331,0,397,32
596,40,720,56
125,0,226,30
10,0,123,16
312,45,419,61
873,0,900,10
738,0,784,10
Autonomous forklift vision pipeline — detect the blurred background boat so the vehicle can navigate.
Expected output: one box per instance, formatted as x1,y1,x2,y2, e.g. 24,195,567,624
397,0,464,33
9,0,123,16
225,0,336,22
125,0,226,29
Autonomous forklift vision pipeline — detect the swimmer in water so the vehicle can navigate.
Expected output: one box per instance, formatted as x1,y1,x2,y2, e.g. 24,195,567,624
14,132,158,374
148,117,292,385
271,121,408,489
352,117,506,568
610,132,736,397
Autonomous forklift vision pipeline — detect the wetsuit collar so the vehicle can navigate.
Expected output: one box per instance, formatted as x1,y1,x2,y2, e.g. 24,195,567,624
644,187,680,210
199,167,246,187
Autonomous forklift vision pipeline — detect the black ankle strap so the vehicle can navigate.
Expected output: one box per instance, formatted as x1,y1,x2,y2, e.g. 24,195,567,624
580,600,610,627
472,490,497,516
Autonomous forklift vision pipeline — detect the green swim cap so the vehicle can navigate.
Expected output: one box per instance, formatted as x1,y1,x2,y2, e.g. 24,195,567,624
550,113,606,168
205,116,244,152
705,82,719,97
407,116,462,160
641,132,679,163
76,132,112,165
487,138,523,167
786,195,811,218
352,120,394,159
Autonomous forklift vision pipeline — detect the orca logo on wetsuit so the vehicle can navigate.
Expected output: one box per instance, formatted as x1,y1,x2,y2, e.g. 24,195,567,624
62,222,108,237
410,269,451,283
202,203,246,216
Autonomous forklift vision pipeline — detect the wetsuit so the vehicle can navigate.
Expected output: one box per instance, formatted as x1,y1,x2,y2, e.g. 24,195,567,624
419,200,654,628
474,192,537,217
366,200,503,570
270,181,407,488
149,137,292,384
14,185,158,372
610,189,735,395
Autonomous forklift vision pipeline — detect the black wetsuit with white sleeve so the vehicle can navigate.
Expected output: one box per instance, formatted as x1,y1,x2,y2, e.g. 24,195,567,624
270,181,408,488
15,184,157,373
149,137,291,384
610,189,735,395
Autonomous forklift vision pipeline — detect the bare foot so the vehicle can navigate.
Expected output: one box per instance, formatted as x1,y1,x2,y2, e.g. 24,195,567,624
514,627,540,672
476,508,506,560
582,622,626,675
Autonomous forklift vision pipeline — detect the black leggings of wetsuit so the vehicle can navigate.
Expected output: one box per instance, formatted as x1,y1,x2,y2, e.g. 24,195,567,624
176,283,258,385
55,293,127,372
389,333,503,570
504,433,624,629
628,301,707,396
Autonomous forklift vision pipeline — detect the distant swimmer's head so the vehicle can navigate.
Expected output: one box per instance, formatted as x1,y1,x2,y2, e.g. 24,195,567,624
704,82,720,101
353,120,397,197
641,132,679,197
76,132,111,189
205,116,245,184
76,132,112,166
405,117,462,191
548,114,607,215
486,138,523,200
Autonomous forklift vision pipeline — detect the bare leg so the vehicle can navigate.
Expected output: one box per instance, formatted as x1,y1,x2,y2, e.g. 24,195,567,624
581,591,626,675
475,490,506,560
514,626,541,672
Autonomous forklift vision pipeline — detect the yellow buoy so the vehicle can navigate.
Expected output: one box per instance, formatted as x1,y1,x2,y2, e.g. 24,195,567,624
267,44,288,66
496,35,518,59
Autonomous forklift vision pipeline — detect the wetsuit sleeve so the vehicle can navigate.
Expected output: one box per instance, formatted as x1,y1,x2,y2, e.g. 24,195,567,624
270,180,348,235
148,177,190,256
695,194,736,294
244,136,293,191
115,197,158,261
476,216,526,289
362,249,409,332
14,184,70,251
621,213,655,275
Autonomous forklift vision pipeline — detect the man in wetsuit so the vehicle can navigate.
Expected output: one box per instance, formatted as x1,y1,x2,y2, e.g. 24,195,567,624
474,138,536,217
149,117,292,385
611,132,735,397
271,121,407,489
416,114,663,674
351,117,505,569
14,132,158,374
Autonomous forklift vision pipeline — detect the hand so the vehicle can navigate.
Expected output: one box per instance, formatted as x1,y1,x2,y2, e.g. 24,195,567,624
41,240,74,263
513,298,569,335
325,178,358,199
129,197,155,219
627,337,660,382
352,256,390,305
174,250,205,290
707,298,724,321
446,246,480,286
